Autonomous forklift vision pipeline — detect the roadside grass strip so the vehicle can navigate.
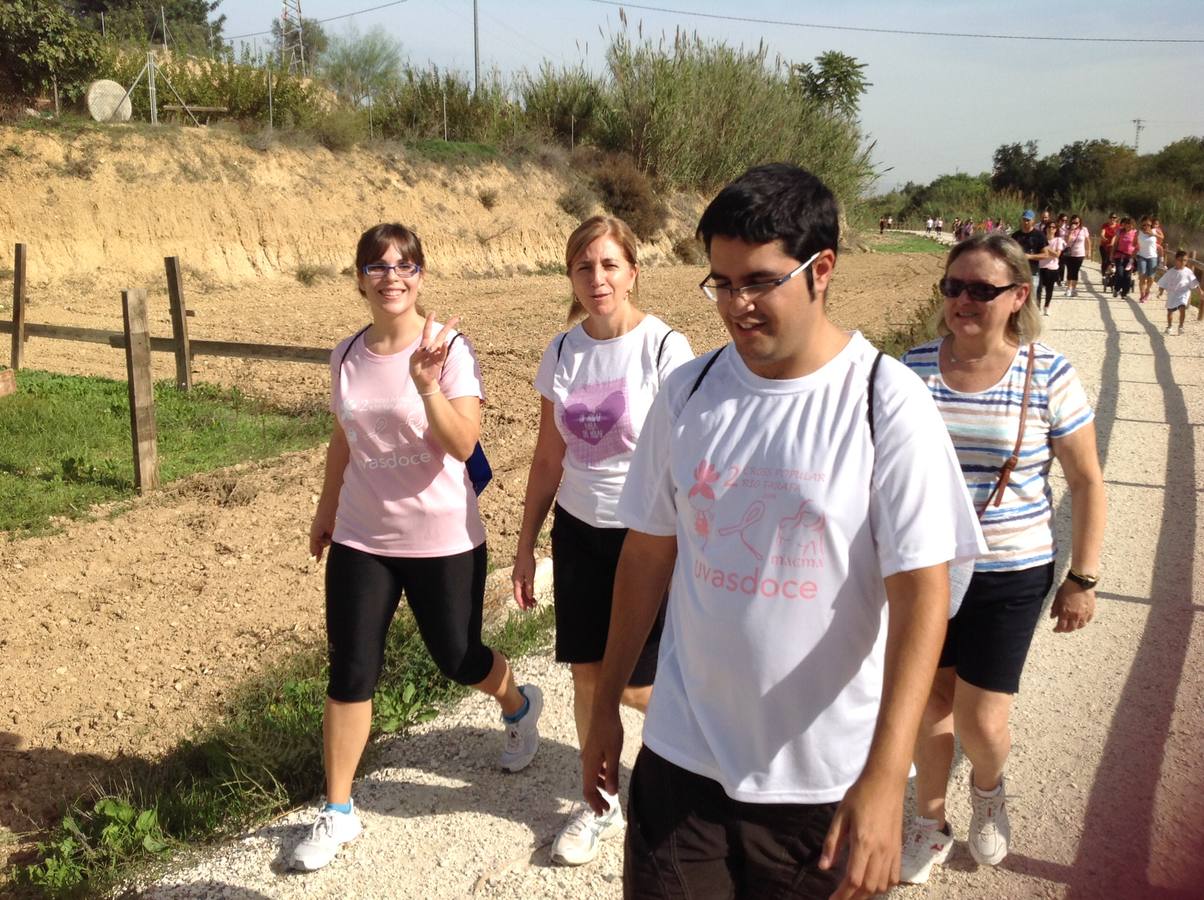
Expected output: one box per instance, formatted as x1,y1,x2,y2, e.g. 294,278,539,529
0,370,331,535
16,604,556,897
871,232,949,254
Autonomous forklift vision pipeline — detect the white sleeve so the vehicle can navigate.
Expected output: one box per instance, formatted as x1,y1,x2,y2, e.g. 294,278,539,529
533,336,561,401
868,361,985,577
616,385,678,535
658,331,695,382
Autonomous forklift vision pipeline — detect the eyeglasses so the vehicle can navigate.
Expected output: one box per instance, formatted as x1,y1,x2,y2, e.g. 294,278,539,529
699,251,821,303
938,277,1020,302
362,262,422,279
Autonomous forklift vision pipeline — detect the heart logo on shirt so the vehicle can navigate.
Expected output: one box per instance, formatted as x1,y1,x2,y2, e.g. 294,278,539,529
563,391,625,445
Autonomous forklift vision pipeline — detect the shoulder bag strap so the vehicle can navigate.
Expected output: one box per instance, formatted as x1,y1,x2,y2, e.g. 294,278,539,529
339,324,372,371
981,343,1036,518
687,346,724,401
866,350,885,444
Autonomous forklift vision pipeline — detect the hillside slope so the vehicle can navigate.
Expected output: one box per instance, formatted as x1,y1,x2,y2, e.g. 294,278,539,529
0,124,695,286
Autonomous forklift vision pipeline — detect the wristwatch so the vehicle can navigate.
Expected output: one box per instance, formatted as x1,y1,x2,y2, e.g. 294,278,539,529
1065,569,1099,589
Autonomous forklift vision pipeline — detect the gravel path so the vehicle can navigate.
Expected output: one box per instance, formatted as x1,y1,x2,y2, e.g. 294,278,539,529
135,259,1204,899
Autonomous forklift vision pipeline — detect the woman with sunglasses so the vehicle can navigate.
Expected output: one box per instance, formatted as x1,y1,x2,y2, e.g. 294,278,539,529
897,232,1105,884
512,215,693,867
291,223,543,872
1061,214,1091,297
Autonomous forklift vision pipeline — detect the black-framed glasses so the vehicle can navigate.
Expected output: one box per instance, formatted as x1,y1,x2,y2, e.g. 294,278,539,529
938,277,1020,302
362,262,422,279
699,251,821,303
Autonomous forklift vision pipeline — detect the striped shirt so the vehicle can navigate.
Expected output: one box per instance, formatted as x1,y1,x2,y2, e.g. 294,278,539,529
902,340,1094,572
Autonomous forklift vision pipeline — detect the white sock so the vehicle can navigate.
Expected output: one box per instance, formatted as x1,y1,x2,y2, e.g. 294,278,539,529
972,779,1003,798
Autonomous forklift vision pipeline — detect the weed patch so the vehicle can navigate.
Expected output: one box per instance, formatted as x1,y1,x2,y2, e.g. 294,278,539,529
295,264,337,286
557,182,597,220
0,371,331,535
871,233,947,254
478,188,499,210
19,604,555,896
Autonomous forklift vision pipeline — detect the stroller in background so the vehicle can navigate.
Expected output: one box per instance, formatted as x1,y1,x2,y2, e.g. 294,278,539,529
1110,254,1133,298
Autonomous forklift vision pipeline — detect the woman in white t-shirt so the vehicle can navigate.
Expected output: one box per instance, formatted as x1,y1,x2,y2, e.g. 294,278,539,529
512,215,693,866
290,224,543,873
1135,216,1163,302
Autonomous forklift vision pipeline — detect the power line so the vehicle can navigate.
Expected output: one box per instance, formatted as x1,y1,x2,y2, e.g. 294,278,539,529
584,0,1204,43
226,0,413,41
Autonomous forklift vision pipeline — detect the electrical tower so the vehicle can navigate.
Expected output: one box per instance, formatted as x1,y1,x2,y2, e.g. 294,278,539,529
1132,118,1145,153
280,1,306,76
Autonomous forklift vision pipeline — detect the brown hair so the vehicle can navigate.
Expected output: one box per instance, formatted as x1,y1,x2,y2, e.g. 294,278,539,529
354,224,426,314
564,216,640,324
936,232,1042,343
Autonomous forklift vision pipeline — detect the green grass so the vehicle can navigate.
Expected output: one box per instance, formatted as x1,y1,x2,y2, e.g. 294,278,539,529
0,370,331,535
870,232,948,254
407,139,498,163
16,603,555,897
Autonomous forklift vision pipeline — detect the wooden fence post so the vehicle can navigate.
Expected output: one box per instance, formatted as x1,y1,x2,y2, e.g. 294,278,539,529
164,256,192,391
11,243,26,370
122,288,160,493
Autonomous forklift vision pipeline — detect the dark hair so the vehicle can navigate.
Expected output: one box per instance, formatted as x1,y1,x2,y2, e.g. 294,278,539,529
354,223,425,298
696,163,839,296
1175,249,1188,260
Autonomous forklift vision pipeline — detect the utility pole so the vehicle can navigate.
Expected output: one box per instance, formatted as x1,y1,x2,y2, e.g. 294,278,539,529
161,5,169,52
473,0,480,96
1132,118,1145,153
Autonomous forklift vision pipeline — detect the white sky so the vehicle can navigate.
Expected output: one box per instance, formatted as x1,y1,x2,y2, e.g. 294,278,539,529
218,1,1204,191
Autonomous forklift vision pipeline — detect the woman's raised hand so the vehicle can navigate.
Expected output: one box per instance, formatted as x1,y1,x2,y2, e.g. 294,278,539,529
410,311,462,396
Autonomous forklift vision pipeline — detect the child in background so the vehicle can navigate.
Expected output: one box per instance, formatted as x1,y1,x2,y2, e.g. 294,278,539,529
1039,222,1066,316
1157,251,1201,335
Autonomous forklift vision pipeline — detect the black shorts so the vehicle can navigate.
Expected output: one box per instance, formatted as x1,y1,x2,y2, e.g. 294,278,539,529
1065,255,1085,280
625,746,841,899
551,504,665,686
939,562,1055,694
325,542,494,702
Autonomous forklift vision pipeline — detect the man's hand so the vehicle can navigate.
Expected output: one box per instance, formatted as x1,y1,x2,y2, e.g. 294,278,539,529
581,704,624,816
819,772,904,899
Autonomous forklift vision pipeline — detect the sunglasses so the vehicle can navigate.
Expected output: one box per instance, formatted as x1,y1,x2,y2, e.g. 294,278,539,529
939,277,1020,302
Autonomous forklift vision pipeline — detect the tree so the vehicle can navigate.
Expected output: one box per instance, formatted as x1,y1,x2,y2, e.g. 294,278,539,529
791,51,870,118
68,1,226,52
322,26,403,106
991,140,1040,193
0,0,102,102
270,16,329,72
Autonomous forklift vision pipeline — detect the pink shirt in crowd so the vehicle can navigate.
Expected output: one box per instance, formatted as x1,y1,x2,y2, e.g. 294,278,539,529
1064,226,1088,257
1041,237,1067,269
330,326,487,557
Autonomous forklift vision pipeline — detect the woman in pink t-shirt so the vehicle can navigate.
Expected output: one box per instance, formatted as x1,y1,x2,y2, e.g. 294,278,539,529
1060,214,1091,298
290,224,543,873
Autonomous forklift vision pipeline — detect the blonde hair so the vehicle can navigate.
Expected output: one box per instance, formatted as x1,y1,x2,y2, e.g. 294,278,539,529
564,216,640,324
937,232,1041,343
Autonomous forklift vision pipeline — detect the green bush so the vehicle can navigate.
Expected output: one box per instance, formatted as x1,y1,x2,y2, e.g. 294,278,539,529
311,108,366,151
0,0,102,103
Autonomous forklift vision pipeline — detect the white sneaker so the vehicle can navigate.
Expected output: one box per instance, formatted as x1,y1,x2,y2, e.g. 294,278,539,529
1070,289,1078,297
900,818,954,884
967,775,1010,866
1042,308,1049,316
1063,288,1072,297
551,795,625,866
290,803,363,871
1166,326,1175,335
1178,325,1185,335
499,684,543,772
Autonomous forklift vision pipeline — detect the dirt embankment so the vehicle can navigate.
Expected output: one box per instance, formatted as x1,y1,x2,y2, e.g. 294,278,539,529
0,125,700,287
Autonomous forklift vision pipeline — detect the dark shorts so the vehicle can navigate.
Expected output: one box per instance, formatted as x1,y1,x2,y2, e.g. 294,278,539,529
1065,255,1085,280
551,504,665,686
939,562,1055,694
625,747,841,900
325,542,493,702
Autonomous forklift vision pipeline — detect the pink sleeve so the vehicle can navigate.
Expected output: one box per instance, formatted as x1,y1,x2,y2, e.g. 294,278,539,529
441,333,486,402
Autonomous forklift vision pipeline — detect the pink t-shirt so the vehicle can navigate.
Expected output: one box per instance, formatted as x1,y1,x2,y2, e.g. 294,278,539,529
1041,237,1066,270
330,327,487,557
1064,226,1088,256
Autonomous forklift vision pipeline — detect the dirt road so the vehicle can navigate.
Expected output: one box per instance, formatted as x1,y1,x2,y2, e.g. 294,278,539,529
133,261,1204,898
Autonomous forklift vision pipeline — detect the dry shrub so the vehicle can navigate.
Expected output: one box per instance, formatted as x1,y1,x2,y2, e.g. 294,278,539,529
590,153,667,240
312,110,366,152
672,234,707,265
557,182,597,220
478,188,499,210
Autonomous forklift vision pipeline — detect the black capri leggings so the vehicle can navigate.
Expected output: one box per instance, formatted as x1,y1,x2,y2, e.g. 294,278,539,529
325,542,494,702
1064,255,1084,280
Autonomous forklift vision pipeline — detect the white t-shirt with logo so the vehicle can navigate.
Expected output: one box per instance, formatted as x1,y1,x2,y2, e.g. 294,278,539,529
330,327,487,557
618,332,985,804
535,314,693,528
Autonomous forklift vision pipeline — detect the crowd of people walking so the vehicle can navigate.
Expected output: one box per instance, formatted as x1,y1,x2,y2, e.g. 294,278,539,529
279,164,1204,896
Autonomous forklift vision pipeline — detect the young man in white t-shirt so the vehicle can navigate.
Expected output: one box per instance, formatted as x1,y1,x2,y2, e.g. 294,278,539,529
580,164,984,899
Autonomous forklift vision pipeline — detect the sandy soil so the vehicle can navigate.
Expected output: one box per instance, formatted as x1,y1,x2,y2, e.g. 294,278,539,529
0,248,944,872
